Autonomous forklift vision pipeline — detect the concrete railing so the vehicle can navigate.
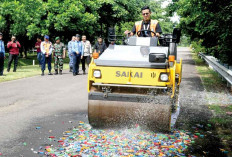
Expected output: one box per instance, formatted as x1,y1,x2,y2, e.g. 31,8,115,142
199,52,232,88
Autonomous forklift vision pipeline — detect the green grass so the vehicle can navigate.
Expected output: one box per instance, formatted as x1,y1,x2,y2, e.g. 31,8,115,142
192,52,232,154
0,53,70,83
209,105,232,114
192,53,226,92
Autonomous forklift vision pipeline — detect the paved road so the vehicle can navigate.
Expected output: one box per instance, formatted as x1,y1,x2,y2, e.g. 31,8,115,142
0,72,89,156
0,48,216,156
177,47,211,129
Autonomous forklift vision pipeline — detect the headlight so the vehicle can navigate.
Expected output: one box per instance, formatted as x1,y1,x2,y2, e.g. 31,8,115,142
93,70,101,78
160,73,169,82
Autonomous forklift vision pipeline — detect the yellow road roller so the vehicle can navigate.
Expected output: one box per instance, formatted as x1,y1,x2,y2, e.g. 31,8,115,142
88,29,182,132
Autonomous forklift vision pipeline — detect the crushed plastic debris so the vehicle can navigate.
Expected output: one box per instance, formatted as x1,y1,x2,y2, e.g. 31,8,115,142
35,121,201,156
49,136,55,139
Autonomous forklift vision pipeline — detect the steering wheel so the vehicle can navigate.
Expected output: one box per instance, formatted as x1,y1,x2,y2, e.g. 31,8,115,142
136,30,156,37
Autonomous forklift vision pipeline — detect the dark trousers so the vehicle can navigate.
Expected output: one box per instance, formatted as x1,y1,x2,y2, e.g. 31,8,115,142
37,52,42,65
73,54,81,74
7,54,18,72
0,53,4,75
41,54,52,71
81,56,91,72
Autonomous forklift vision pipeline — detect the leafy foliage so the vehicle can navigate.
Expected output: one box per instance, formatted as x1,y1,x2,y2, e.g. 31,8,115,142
168,0,232,64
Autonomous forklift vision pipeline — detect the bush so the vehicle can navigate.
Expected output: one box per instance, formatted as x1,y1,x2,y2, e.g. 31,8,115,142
190,40,205,54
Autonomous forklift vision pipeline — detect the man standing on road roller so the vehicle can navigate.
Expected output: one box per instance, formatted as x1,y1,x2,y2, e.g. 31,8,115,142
124,6,162,37
41,35,53,76
53,37,66,75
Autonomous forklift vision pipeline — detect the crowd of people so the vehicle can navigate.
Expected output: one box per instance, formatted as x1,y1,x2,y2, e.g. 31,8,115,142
0,33,111,76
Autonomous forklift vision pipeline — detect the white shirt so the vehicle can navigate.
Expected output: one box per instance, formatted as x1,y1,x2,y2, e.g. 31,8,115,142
82,40,92,56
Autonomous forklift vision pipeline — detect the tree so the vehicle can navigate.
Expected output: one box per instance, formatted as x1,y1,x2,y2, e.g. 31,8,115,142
0,0,145,48
0,0,175,53
168,0,232,63
117,0,175,36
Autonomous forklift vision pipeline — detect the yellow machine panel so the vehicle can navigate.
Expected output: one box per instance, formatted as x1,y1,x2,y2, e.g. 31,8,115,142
89,66,170,87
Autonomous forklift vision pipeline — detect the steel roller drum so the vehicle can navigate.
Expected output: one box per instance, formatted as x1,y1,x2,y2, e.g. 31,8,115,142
88,93,173,132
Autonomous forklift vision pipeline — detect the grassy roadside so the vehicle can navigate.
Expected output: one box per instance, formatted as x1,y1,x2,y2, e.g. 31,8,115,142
192,52,232,155
0,53,70,83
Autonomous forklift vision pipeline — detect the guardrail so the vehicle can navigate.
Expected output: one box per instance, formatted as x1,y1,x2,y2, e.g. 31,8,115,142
198,52,232,88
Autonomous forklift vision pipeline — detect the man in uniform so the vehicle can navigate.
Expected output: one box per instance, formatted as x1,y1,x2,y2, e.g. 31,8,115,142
41,35,53,76
124,6,162,37
68,36,75,72
71,34,83,76
53,37,66,75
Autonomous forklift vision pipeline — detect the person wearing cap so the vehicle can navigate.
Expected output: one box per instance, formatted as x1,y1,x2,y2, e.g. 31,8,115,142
68,36,75,72
7,35,21,72
81,35,92,74
40,35,53,76
53,37,66,75
71,34,83,76
93,37,107,56
35,37,42,67
0,33,5,76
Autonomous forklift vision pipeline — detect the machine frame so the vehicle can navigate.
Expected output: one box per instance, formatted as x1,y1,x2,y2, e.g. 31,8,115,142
87,28,182,132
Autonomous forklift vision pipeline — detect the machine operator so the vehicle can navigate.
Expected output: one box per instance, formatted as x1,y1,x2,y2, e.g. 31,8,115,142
124,6,162,37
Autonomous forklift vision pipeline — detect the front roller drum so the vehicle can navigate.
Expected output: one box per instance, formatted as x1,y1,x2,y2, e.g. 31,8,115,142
88,93,173,132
